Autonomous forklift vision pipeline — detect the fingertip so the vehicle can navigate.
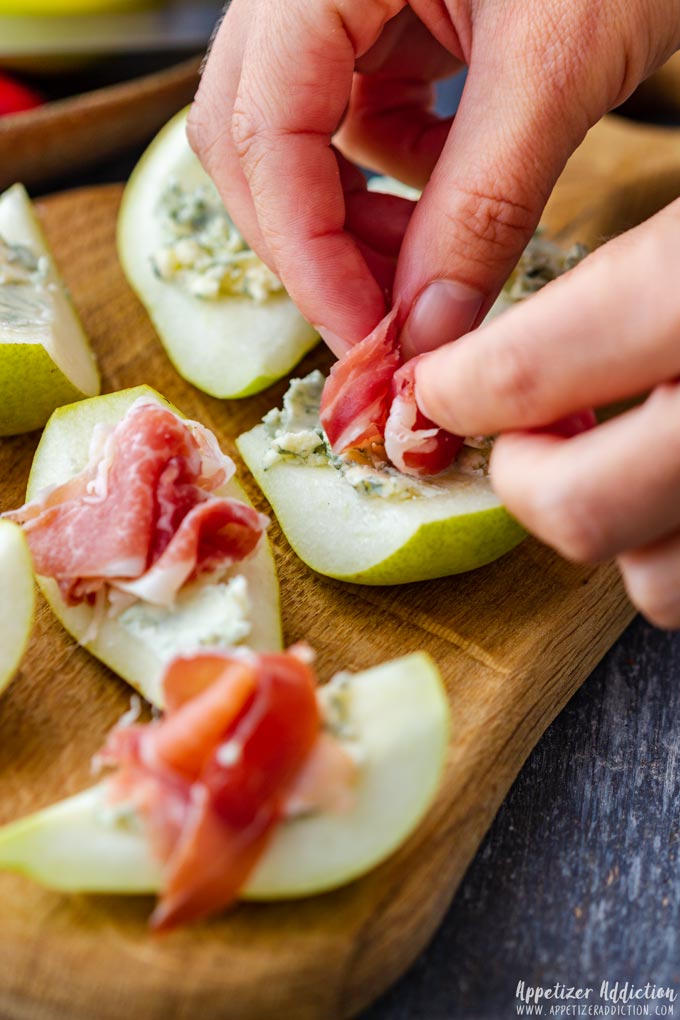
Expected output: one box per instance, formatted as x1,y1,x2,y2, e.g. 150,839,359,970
413,347,465,435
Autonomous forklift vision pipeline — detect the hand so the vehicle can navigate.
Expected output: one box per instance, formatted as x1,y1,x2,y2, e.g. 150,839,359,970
416,201,680,628
189,0,679,356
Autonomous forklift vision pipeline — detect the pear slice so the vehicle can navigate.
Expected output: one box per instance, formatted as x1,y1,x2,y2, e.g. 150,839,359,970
236,379,525,585
24,385,282,707
0,520,34,696
0,652,450,900
0,184,100,436
117,109,319,399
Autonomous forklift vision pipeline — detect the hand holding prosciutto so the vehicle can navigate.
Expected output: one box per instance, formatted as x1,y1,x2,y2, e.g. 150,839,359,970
190,0,677,355
190,0,680,626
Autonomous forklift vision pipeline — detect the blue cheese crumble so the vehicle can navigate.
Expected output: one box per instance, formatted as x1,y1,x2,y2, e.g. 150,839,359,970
118,574,251,662
0,236,53,330
151,180,283,302
261,371,452,499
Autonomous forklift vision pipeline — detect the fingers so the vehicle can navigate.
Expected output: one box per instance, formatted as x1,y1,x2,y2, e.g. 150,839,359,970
394,2,625,356
415,201,680,436
193,0,411,346
188,0,268,259
619,533,680,630
488,382,680,565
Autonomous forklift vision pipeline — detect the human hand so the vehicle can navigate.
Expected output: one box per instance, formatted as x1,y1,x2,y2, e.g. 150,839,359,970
415,201,680,627
189,0,679,356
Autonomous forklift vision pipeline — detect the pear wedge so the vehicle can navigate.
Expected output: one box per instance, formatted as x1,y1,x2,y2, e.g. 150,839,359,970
25,386,282,706
0,520,34,696
0,184,99,436
117,109,319,399
0,653,450,901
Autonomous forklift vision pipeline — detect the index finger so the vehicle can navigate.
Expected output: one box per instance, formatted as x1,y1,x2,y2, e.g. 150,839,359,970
231,0,406,344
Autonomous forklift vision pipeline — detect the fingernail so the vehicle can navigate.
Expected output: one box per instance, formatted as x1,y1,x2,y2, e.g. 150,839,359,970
400,280,483,359
315,326,352,359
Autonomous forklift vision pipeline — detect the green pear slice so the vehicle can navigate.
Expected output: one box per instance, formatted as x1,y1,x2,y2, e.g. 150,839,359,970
0,652,449,900
0,184,100,436
117,109,319,399
25,385,282,707
237,400,525,585
0,520,34,696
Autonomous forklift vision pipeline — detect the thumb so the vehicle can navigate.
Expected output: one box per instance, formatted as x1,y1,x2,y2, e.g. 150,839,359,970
395,14,605,358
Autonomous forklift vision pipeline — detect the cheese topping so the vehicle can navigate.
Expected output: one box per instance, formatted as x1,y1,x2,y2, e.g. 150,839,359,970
151,181,284,302
262,371,487,498
0,235,53,330
118,574,252,662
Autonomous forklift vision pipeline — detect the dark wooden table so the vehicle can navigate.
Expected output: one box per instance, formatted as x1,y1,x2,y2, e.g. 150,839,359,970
30,79,680,1020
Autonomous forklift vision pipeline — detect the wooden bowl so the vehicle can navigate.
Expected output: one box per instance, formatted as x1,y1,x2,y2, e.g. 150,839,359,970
0,55,200,191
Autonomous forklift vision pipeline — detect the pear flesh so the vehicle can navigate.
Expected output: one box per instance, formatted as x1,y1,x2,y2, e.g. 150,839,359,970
0,520,34,696
0,652,450,901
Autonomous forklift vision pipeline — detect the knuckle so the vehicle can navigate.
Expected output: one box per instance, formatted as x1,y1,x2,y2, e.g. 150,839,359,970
186,89,233,173
231,96,267,169
534,487,605,563
447,182,536,270
621,561,680,630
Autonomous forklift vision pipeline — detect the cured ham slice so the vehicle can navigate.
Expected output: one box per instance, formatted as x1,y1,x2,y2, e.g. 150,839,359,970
5,400,267,608
320,307,400,453
101,647,356,930
384,359,464,478
321,312,597,479
320,310,461,478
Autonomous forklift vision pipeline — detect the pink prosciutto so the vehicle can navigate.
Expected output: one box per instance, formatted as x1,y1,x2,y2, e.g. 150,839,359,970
320,309,461,478
384,359,464,476
101,646,354,930
320,307,401,453
320,312,597,479
5,400,267,608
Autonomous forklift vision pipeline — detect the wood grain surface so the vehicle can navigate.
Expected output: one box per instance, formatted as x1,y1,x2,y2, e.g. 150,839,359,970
0,56,200,192
1,113,677,1020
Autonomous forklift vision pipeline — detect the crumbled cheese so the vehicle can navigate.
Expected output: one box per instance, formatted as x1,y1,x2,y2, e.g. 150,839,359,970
118,575,252,661
151,180,283,302
262,371,447,498
502,231,587,302
0,235,53,329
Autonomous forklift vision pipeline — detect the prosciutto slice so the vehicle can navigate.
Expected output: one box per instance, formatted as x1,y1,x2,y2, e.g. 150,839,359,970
5,400,267,608
320,310,461,477
320,307,401,453
102,646,355,930
384,359,464,477
321,312,597,479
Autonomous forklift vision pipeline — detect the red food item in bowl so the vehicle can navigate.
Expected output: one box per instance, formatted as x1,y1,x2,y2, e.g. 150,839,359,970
0,72,43,117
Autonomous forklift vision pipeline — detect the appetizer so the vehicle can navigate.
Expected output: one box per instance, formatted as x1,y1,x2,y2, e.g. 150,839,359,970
238,233,592,584
0,647,450,930
4,386,281,706
0,183,99,435
117,109,319,399
0,520,34,696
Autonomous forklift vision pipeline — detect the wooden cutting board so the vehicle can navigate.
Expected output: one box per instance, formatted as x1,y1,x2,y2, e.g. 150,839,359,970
0,114,677,1020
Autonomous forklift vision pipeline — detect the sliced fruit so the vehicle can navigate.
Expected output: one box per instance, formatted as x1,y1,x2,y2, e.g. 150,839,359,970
0,183,100,435
0,652,450,901
24,386,282,706
117,108,319,399
0,520,34,696
237,375,525,585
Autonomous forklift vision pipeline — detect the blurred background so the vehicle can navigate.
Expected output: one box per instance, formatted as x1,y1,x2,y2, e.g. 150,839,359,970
2,0,679,197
